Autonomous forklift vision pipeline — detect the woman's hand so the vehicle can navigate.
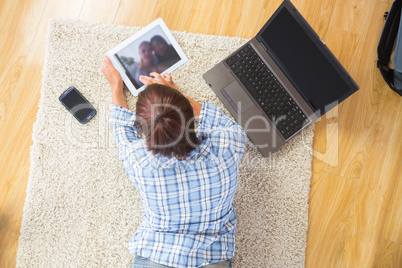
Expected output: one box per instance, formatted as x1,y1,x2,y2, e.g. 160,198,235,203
102,56,128,108
139,72,202,121
102,56,124,92
139,72,180,91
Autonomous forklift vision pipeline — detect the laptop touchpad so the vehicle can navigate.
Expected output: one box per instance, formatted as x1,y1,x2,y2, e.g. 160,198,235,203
221,81,254,114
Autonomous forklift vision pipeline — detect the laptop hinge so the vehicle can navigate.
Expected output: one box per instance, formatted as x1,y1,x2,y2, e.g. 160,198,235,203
259,41,268,51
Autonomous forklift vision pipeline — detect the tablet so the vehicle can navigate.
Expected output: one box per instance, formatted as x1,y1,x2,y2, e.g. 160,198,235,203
106,18,188,96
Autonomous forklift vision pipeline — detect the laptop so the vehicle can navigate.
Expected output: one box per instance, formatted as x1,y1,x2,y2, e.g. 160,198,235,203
202,0,359,157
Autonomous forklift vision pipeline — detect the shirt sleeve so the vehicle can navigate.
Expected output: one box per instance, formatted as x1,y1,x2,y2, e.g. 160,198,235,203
198,102,247,159
109,105,142,158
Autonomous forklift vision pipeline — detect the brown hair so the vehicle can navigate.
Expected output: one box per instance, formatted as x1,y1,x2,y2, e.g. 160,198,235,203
135,84,200,159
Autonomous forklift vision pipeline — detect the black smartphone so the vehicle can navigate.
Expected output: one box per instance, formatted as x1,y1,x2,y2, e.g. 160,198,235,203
59,86,96,124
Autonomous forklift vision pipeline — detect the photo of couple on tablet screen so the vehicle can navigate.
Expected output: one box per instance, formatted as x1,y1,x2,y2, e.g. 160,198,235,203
115,28,181,88
107,18,188,96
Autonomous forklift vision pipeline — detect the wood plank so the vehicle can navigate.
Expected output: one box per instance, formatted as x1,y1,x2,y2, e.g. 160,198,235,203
331,0,372,35
382,163,402,244
325,1,390,180
151,0,193,31
0,0,47,225
114,0,157,27
0,0,84,219
309,27,360,221
184,0,230,35
0,0,47,129
375,239,402,267
309,106,341,223
218,0,265,38
310,26,360,167
0,1,85,267
0,0,12,31
306,172,357,267
78,0,120,23
337,79,402,267
0,163,29,268
298,0,337,39
325,27,361,74
255,0,300,32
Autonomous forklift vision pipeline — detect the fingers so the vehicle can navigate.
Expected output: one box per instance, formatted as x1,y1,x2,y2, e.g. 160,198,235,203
140,72,169,85
163,73,173,82
104,56,112,64
102,58,109,76
139,72,177,90
149,72,164,81
102,56,113,75
102,56,124,91
149,72,173,82
103,56,112,69
139,75,158,86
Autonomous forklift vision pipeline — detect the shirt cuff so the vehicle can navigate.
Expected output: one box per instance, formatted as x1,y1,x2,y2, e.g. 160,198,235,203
109,105,136,127
198,102,223,129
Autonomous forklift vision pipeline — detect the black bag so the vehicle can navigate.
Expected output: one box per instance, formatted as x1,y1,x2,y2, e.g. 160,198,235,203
377,0,402,96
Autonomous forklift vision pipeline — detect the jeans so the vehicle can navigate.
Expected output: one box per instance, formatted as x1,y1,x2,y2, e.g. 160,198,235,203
130,255,232,268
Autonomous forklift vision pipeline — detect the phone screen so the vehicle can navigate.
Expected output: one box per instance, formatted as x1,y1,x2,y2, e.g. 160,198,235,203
60,87,96,124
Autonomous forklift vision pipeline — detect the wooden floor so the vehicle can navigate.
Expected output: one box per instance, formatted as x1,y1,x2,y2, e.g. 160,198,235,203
0,0,401,267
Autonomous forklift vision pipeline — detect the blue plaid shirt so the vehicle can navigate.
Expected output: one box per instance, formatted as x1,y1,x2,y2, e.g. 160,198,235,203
109,102,247,268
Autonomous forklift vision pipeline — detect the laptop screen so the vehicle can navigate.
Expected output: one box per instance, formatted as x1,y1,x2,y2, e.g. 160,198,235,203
259,6,356,114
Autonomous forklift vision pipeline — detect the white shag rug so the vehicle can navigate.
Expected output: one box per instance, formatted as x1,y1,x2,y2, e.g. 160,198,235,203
17,19,314,268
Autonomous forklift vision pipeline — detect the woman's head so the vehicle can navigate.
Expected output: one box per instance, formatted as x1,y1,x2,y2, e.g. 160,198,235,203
135,84,200,159
138,41,154,63
151,35,168,57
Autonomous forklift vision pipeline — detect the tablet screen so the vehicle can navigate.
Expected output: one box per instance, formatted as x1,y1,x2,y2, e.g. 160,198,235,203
106,18,188,96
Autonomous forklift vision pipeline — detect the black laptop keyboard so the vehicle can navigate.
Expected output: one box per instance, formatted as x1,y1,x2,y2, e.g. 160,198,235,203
226,44,309,139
